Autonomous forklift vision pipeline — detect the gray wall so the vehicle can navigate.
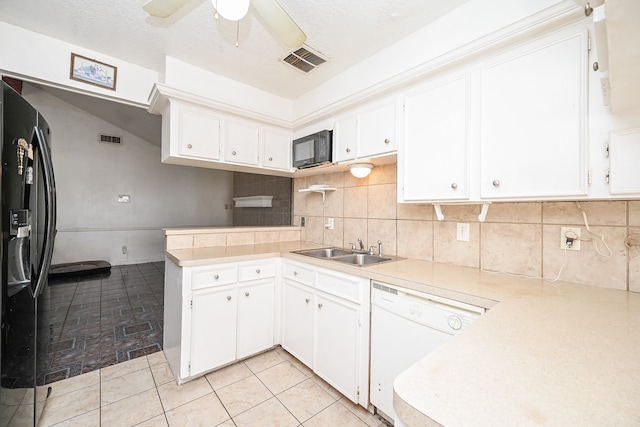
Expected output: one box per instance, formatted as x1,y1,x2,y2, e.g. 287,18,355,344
232,172,292,226
22,84,234,265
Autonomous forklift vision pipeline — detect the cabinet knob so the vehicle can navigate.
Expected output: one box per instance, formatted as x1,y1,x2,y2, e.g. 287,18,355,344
187,143,193,149
346,148,351,153
232,150,237,156
318,303,323,309
492,179,501,187
245,292,250,297
214,274,219,280
451,183,458,189
256,269,261,274
293,271,298,276
268,157,273,161
305,298,310,304
384,138,390,144
226,296,232,301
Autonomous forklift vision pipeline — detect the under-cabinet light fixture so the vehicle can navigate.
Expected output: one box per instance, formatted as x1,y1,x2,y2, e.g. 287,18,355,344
349,163,373,178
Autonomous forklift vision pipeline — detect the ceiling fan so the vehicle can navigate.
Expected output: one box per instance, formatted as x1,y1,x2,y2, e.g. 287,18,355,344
142,0,307,48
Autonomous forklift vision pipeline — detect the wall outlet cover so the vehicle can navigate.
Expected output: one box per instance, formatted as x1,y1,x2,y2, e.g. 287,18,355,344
560,227,581,250
456,222,470,242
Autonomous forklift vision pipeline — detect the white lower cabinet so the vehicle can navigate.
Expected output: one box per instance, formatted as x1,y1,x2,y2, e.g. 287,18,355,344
164,258,276,383
313,291,359,402
237,280,275,359
190,285,237,376
282,280,314,367
281,260,370,407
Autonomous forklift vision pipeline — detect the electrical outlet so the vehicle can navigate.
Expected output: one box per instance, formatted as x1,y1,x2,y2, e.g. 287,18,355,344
122,245,128,254
456,223,470,242
301,217,306,227
560,227,581,250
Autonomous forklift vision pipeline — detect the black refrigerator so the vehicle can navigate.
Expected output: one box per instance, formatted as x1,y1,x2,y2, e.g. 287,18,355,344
0,81,57,425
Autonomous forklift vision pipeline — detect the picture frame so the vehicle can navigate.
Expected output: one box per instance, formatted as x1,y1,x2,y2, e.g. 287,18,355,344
69,53,117,91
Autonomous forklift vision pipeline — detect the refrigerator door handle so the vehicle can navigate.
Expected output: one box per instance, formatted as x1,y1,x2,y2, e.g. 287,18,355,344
32,126,57,298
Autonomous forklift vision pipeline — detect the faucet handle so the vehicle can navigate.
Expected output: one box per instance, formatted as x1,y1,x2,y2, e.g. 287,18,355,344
369,246,375,255
349,242,357,251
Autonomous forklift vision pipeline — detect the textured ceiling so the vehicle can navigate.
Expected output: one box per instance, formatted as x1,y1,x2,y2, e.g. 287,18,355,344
0,0,470,99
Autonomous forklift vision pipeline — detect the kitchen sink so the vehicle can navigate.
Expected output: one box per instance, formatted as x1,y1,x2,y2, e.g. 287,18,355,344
331,253,392,266
294,248,352,258
292,247,396,266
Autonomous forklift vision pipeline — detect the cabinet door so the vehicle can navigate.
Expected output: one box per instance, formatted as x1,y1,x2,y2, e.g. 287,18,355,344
334,114,357,162
224,119,260,165
358,99,398,158
262,128,292,171
281,280,314,367
237,280,275,359
479,30,588,199
609,128,640,195
314,292,359,402
176,103,221,160
402,74,471,201
190,286,237,376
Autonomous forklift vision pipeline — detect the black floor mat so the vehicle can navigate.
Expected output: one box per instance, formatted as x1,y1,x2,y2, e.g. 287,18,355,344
49,260,111,283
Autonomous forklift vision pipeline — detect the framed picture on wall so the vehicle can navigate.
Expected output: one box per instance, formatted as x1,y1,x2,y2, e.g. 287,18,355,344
69,53,117,90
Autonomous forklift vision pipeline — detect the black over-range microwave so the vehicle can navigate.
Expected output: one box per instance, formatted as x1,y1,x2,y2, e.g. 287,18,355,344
292,129,332,169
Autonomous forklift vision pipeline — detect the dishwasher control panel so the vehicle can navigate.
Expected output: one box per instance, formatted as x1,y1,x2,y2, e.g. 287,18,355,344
372,282,484,335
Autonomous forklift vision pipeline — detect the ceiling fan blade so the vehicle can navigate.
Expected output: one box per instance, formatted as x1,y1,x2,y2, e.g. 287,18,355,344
142,0,192,18
251,0,307,48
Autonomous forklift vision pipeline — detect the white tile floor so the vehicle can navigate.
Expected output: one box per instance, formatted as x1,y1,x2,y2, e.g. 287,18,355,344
11,347,390,427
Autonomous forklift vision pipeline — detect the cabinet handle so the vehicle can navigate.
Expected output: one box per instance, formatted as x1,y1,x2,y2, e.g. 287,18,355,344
451,183,458,189
305,298,310,303
492,179,500,187
293,271,298,276
187,143,193,149
346,148,351,153
384,138,390,144
245,292,250,297
232,150,237,155
318,303,323,309
268,157,273,161
227,296,232,301
256,269,261,274
214,274,219,280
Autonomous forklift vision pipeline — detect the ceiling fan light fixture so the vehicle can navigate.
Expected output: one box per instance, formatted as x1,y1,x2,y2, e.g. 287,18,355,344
213,0,250,21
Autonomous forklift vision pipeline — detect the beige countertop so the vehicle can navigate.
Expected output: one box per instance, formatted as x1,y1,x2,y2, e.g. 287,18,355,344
165,242,640,426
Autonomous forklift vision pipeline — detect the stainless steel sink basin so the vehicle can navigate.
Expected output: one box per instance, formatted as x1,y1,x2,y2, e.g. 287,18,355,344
331,253,392,266
292,247,396,266
294,248,352,258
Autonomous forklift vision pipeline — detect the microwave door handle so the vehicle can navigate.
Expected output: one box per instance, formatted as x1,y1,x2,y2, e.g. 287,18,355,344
32,126,57,298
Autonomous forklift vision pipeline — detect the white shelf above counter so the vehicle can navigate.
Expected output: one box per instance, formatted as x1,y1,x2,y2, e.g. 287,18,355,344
298,186,336,202
233,196,274,208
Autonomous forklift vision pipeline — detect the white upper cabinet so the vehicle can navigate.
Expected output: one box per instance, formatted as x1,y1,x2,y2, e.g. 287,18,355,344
608,128,640,195
358,98,399,158
399,24,589,203
333,114,358,162
173,101,221,161
401,73,471,202
262,128,292,171
224,119,260,166
479,29,588,199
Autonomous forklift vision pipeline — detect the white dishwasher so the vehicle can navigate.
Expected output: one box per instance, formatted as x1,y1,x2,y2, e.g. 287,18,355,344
370,282,485,422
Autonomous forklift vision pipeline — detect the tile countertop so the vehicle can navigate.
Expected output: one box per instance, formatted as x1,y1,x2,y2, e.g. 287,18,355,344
165,242,640,427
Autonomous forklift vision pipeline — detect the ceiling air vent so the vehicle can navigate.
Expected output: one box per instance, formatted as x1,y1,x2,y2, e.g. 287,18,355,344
281,45,328,74
99,133,122,144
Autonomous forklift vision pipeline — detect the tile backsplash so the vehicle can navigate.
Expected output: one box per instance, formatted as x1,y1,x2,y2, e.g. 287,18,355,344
293,163,640,293
233,172,292,226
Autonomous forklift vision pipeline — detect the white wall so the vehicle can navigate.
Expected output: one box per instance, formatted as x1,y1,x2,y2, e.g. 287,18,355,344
0,22,157,106
21,83,234,265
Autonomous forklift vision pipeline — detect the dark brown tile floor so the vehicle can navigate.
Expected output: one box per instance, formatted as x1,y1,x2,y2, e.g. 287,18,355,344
44,262,164,384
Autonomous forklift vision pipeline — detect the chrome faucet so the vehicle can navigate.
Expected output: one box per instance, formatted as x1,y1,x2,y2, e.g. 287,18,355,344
357,238,365,251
